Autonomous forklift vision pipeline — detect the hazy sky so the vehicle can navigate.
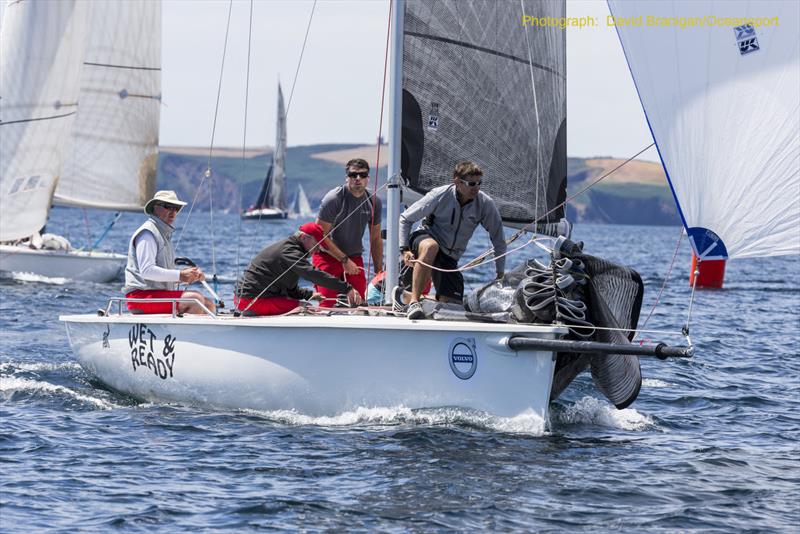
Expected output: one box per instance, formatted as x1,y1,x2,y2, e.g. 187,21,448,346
1,0,656,161
156,0,655,160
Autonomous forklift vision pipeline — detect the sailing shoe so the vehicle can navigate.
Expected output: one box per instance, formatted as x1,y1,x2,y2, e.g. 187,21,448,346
391,285,407,313
406,301,425,320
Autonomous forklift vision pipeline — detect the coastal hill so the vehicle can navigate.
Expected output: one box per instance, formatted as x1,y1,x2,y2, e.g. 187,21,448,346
158,144,680,225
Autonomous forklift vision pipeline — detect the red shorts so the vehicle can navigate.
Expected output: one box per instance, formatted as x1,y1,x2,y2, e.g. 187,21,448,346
126,289,184,314
312,252,366,308
234,295,299,316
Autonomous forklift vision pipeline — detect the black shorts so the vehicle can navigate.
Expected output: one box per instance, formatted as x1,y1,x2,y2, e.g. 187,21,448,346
409,230,464,302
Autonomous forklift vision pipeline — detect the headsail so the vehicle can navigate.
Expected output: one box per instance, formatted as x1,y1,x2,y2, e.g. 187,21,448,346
267,83,288,211
56,0,161,212
0,1,88,242
608,0,800,260
401,0,567,226
293,183,313,217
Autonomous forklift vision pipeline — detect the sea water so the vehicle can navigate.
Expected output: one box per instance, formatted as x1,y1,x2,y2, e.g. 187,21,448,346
1,207,798,531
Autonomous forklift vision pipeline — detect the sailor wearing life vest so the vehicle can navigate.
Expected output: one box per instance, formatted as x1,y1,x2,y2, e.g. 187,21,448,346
123,190,215,315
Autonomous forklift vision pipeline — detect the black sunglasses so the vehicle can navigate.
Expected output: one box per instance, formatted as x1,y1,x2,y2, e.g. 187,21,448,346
157,202,181,212
459,178,482,187
347,171,369,179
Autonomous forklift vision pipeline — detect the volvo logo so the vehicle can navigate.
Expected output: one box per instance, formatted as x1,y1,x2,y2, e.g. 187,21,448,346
449,337,477,380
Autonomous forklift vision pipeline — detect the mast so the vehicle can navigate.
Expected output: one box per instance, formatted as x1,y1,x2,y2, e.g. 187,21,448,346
384,0,404,304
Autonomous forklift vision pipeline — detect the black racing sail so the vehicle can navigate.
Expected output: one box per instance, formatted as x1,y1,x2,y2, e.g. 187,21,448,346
401,0,566,225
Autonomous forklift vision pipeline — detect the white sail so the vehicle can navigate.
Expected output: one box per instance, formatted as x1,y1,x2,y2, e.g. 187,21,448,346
55,0,161,211
295,183,313,217
0,1,89,242
608,0,800,260
267,83,287,210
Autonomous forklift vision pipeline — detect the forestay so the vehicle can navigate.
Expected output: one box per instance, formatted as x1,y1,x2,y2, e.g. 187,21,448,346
56,0,160,211
608,0,800,260
0,1,88,242
401,0,567,226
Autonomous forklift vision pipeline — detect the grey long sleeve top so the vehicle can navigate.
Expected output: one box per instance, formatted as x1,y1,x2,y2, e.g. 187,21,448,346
398,184,506,275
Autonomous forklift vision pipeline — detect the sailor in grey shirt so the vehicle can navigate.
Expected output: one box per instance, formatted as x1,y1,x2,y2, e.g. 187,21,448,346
397,161,506,316
313,158,383,308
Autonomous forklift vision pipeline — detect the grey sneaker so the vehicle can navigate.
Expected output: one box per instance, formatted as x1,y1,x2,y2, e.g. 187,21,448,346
391,285,407,313
406,301,425,320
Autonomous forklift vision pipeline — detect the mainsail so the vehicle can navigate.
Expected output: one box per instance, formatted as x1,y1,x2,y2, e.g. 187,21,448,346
608,0,800,260
56,0,161,211
266,83,288,211
401,0,567,226
0,1,88,242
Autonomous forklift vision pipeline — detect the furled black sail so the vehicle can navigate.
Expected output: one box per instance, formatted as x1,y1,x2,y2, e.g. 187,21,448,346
401,0,566,225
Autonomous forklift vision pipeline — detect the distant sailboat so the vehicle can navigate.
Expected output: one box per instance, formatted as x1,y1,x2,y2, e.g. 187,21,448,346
0,0,160,282
289,182,314,218
242,83,289,220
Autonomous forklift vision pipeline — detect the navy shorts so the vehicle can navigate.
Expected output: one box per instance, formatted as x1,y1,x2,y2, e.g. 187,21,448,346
409,230,463,302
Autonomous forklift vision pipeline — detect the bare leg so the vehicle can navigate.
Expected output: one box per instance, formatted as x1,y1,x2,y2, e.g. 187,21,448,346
179,290,216,315
409,238,438,303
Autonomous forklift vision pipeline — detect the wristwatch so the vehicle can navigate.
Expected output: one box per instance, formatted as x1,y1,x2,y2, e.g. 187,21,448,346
340,256,349,264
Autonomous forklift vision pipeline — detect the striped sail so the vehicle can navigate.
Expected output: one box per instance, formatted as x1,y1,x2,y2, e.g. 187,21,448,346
0,1,88,241
608,0,800,260
56,0,161,211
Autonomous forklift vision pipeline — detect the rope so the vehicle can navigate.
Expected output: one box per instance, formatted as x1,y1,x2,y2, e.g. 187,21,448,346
685,255,700,335
416,143,658,274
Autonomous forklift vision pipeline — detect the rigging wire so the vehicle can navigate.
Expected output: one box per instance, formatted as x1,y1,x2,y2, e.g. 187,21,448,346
446,142,658,273
241,181,391,312
636,227,684,340
285,0,317,118
235,0,255,293
174,0,234,254
366,0,394,278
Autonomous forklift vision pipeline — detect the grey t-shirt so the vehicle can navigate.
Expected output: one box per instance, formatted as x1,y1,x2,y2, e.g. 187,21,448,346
318,186,383,257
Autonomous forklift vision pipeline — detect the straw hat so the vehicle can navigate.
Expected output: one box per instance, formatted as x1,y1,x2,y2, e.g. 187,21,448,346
144,190,187,215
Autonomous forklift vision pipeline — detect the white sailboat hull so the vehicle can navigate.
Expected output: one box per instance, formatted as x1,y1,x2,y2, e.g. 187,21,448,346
0,244,125,282
60,313,563,417
241,207,288,220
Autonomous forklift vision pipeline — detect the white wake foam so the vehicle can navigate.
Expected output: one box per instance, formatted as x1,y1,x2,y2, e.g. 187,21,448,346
556,396,654,431
9,272,70,284
0,361,82,374
245,405,548,436
642,378,670,388
0,376,116,410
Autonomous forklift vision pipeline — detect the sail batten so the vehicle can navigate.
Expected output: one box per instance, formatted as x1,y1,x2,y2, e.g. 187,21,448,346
0,1,89,242
609,0,800,260
56,0,161,211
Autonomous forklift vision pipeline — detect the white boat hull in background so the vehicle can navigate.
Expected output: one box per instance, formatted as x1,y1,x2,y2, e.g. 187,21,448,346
60,314,563,418
0,244,125,282
241,207,288,220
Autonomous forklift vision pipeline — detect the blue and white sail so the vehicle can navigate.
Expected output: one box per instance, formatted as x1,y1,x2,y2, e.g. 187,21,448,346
608,0,800,260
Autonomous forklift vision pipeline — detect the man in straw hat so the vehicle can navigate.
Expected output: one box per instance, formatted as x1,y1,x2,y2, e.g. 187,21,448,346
122,190,215,315
235,222,363,316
